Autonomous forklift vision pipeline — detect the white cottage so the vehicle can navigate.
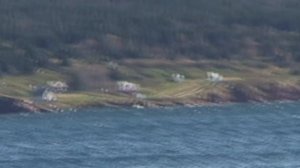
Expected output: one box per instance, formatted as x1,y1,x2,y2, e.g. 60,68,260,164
117,81,140,92
207,72,224,82
42,90,57,101
135,93,147,99
47,81,69,92
172,73,185,83
107,61,119,70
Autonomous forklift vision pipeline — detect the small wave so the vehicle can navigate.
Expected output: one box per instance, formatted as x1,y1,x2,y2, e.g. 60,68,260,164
291,115,300,119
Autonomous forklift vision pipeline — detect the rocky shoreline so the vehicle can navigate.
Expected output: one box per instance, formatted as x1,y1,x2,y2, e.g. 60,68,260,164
0,96,51,114
2,81,300,114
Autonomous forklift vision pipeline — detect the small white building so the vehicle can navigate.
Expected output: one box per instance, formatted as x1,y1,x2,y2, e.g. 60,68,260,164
107,61,119,70
117,81,140,93
207,72,224,82
135,93,147,99
172,73,185,83
47,81,69,92
42,90,57,101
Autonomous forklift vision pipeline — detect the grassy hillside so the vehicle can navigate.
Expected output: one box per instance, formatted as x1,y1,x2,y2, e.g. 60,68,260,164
1,0,300,73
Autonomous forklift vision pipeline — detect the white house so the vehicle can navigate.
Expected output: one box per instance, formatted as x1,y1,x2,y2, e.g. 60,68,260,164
172,73,185,83
47,81,69,92
117,81,140,92
207,72,224,82
107,61,119,70
42,90,57,101
135,93,147,99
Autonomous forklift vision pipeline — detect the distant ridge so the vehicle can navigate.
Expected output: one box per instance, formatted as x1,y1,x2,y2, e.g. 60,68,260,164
1,0,300,73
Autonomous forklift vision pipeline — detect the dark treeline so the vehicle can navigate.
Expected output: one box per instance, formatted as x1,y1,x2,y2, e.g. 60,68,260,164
1,0,300,73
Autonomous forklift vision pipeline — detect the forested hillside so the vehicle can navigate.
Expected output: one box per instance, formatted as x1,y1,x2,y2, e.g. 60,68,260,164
1,0,300,73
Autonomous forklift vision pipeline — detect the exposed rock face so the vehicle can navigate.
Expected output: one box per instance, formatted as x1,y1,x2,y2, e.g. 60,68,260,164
0,97,27,114
229,82,300,103
0,96,49,114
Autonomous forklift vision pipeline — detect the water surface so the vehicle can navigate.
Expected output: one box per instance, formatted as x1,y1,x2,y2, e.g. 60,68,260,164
1,102,300,167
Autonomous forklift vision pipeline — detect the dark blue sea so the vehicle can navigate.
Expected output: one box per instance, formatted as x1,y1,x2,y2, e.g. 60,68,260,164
1,102,300,168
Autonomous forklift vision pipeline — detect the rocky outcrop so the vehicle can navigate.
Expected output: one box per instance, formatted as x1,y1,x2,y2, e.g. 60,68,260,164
0,97,27,114
229,82,300,102
0,96,50,114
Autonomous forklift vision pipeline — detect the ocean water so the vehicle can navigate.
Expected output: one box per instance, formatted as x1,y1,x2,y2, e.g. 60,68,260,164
1,102,300,168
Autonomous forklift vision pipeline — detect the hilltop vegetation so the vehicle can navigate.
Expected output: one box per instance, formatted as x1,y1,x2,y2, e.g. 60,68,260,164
1,0,300,73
